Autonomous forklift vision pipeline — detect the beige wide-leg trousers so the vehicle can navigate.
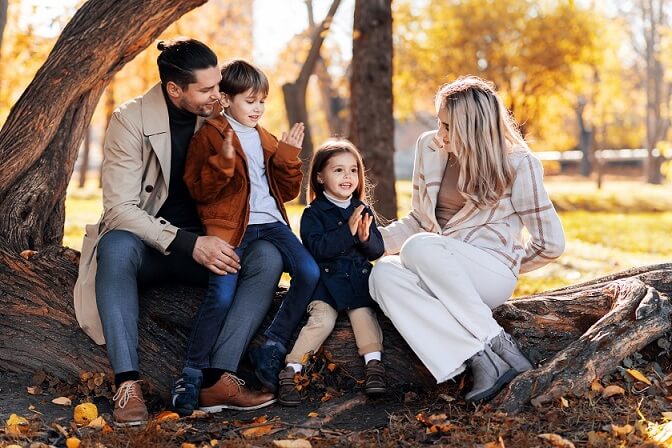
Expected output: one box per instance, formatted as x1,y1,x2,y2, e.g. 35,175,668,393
369,232,516,383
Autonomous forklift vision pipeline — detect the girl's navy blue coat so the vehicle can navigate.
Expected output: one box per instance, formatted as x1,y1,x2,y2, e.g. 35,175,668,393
300,193,385,311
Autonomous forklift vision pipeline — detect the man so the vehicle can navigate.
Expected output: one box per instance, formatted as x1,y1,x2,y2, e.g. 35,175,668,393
74,38,280,427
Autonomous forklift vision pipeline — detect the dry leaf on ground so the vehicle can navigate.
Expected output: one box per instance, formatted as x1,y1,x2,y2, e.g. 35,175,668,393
610,424,633,437
73,402,98,425
602,385,625,398
625,368,652,385
5,413,29,435
538,433,576,448
52,396,72,406
272,440,312,448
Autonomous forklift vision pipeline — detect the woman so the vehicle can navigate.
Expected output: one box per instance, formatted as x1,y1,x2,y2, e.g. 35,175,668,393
369,76,565,402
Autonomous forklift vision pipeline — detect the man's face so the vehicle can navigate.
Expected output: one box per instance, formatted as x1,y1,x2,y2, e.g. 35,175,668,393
168,66,222,117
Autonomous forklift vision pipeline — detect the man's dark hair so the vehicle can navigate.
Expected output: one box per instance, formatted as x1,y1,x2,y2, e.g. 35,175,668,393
219,59,269,97
156,38,218,89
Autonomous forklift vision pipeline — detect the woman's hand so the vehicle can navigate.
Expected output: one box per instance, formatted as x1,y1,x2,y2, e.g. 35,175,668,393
348,204,366,236
281,122,305,148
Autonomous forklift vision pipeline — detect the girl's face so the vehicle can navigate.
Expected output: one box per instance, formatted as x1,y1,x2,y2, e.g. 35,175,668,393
436,107,453,153
221,88,266,127
317,152,359,201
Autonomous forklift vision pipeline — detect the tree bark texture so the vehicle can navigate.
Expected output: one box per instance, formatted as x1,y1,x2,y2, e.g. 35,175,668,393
349,0,397,221
2,246,669,410
0,0,207,251
282,0,341,204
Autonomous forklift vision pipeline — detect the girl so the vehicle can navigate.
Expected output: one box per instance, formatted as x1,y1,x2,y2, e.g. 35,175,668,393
369,76,565,403
277,139,386,406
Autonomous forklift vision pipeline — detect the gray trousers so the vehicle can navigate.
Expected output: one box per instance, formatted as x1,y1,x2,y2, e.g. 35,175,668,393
95,230,283,374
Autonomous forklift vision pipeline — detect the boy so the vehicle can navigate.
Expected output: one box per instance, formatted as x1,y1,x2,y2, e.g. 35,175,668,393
172,60,320,415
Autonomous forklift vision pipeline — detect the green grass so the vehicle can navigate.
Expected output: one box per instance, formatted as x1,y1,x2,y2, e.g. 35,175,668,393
64,176,672,297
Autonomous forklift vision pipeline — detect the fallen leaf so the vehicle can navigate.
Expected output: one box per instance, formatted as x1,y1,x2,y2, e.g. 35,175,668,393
662,411,672,420
272,440,312,448
87,416,108,429
20,250,38,259
538,433,575,448
74,402,98,425
181,444,197,448
438,393,455,403
320,392,333,403
590,378,604,392
307,411,319,418
626,368,652,385
610,424,633,437
52,396,72,406
327,363,337,372
559,396,569,408
241,424,273,439
26,386,41,395
156,411,180,422
5,413,29,435
602,385,625,398
187,410,209,419
210,440,219,446
586,431,608,446
65,438,81,448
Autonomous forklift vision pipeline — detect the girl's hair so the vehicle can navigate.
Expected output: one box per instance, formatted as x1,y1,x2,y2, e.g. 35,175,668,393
308,139,370,204
435,76,527,209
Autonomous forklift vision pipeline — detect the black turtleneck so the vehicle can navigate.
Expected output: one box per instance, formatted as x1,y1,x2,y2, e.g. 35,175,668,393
159,86,201,256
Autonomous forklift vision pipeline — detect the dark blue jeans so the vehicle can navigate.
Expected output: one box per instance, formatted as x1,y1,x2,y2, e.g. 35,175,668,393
185,222,320,369
95,230,283,374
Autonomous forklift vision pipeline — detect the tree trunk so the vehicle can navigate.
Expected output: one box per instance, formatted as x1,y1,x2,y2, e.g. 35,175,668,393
2,243,670,407
0,0,7,61
77,127,91,189
282,0,341,204
0,0,207,251
349,0,396,221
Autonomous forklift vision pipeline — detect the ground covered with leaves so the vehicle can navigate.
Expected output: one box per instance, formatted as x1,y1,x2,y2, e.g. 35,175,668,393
3,347,672,448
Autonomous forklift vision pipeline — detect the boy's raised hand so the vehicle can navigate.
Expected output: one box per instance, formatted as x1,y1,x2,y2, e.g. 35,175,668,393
357,211,373,242
348,204,366,236
280,122,305,148
220,128,235,160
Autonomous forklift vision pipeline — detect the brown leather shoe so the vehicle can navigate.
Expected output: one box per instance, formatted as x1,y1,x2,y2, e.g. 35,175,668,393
365,360,387,395
112,380,148,427
199,373,276,413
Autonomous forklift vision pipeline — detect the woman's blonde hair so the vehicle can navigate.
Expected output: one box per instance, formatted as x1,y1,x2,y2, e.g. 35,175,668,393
435,76,527,208
308,139,370,203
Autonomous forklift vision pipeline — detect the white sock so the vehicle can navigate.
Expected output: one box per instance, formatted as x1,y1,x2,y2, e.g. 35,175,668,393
364,352,381,364
287,363,303,373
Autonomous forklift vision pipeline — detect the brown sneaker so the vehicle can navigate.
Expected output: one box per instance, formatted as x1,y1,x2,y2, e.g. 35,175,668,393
365,360,386,395
277,367,301,407
199,373,276,413
112,380,148,427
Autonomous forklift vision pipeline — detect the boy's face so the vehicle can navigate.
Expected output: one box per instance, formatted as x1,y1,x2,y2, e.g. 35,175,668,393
167,66,222,117
221,88,266,127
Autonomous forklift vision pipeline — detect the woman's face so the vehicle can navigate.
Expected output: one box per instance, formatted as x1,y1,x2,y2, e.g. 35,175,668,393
436,107,452,153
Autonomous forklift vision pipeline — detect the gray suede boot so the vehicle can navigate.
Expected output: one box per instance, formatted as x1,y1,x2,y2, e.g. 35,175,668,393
465,344,517,403
489,331,533,373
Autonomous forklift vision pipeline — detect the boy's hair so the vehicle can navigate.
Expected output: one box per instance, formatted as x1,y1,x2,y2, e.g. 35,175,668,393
156,38,218,89
308,139,370,204
219,59,270,97
435,75,526,209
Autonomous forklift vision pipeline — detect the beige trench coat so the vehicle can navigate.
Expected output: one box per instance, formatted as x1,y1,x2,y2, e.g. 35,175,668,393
73,83,204,345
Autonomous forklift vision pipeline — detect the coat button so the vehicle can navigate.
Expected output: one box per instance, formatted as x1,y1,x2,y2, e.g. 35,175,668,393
337,221,343,226
324,268,329,273
145,185,154,193
362,268,368,274
159,219,166,225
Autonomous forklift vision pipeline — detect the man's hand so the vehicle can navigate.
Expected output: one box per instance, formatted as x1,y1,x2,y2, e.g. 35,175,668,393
280,122,305,148
357,210,373,242
192,235,241,275
220,128,235,160
348,204,366,236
